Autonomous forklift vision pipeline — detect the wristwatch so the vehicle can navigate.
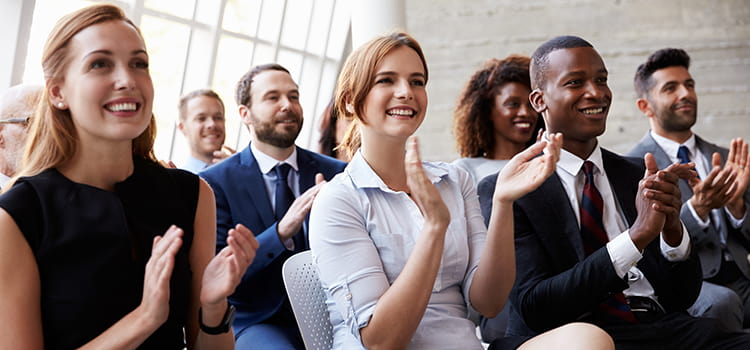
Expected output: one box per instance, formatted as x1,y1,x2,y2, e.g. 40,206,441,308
199,303,236,335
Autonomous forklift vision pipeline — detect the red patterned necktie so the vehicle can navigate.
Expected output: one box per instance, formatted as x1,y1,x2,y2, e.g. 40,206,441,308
580,161,638,324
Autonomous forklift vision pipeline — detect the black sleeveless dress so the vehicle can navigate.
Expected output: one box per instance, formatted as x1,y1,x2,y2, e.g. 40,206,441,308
0,156,199,349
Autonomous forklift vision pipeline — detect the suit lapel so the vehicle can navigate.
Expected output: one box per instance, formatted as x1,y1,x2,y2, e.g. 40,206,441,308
296,147,318,193
240,146,275,228
529,173,586,261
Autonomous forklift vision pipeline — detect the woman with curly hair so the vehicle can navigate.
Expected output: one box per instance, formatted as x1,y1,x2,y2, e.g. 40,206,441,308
452,55,542,185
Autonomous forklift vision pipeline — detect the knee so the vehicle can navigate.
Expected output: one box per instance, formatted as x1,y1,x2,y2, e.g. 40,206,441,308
518,322,613,350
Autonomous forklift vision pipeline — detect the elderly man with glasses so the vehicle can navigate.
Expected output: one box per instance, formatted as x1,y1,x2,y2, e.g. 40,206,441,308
0,84,41,187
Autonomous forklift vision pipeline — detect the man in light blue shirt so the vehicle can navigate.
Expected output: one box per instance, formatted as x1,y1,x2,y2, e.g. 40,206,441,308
177,89,233,173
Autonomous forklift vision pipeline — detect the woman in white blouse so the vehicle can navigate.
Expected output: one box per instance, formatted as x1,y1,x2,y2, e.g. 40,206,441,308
308,32,613,350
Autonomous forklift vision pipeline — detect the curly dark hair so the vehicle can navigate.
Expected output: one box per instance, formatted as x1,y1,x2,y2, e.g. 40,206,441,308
452,55,533,158
634,48,690,99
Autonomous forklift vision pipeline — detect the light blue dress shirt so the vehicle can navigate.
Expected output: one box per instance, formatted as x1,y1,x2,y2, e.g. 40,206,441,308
309,151,486,349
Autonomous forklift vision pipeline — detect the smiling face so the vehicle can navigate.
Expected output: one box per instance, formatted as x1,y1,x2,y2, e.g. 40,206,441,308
359,45,428,143
241,69,303,149
532,46,611,156
491,82,537,147
179,95,225,160
644,66,697,136
49,20,153,148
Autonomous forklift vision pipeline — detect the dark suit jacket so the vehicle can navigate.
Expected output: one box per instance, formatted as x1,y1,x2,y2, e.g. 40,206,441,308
477,148,702,335
200,144,346,327
627,132,750,280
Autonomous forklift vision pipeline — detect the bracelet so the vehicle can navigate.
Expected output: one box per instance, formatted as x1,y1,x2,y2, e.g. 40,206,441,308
199,303,236,335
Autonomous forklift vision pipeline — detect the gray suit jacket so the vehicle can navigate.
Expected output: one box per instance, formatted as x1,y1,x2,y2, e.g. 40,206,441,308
627,132,750,280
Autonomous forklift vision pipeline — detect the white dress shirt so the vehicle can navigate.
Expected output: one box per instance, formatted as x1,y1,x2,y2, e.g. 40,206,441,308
555,144,690,300
309,151,486,349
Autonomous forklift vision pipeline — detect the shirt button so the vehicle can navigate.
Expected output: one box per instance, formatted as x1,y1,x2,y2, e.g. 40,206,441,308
346,293,352,301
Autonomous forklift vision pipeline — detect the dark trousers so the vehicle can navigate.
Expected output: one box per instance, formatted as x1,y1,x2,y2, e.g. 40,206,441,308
604,312,750,350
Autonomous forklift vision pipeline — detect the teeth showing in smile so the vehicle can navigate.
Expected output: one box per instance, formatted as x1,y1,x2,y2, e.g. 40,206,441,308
582,107,604,115
107,102,137,112
515,122,531,128
388,109,414,117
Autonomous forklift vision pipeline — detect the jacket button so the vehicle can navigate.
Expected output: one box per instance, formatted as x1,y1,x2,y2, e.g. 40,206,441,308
267,252,274,259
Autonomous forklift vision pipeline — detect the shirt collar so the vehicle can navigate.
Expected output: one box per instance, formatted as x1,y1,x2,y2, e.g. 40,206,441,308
347,150,448,191
250,142,299,174
558,142,605,177
650,130,697,161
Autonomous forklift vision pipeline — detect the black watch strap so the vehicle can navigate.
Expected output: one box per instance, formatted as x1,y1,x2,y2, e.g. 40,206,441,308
199,303,236,335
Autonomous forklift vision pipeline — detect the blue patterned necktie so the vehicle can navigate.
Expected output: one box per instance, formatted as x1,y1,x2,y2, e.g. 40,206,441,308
677,145,691,164
580,161,638,324
274,164,305,250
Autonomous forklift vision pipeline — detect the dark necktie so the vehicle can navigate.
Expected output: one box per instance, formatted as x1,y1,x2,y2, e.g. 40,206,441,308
580,161,638,324
677,145,691,164
274,164,305,250
677,145,699,179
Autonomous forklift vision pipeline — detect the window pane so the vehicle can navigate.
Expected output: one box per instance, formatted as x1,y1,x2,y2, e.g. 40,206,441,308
280,0,313,51
223,0,261,36
23,0,95,84
253,43,275,65
195,0,222,25
139,15,191,160
277,49,303,82
144,0,195,20
213,36,254,151
182,28,214,92
258,0,284,42
306,0,334,57
327,0,351,58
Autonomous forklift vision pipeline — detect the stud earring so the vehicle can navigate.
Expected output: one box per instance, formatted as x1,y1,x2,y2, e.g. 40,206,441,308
57,102,65,109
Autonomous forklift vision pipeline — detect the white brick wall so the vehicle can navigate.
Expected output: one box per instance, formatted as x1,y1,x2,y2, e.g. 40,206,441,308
405,0,750,161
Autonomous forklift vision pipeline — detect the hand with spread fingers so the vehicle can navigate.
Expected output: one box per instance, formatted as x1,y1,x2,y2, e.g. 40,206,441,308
725,137,750,218
277,173,327,241
688,152,738,221
405,137,450,230
200,224,259,307
493,132,562,204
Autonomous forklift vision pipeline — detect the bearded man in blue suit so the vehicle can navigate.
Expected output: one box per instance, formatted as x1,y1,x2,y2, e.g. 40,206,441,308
200,63,346,349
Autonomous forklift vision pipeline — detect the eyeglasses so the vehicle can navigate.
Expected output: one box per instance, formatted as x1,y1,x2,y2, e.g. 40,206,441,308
0,114,31,126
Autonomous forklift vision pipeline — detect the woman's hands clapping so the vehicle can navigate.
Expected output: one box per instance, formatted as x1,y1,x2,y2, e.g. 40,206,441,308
200,224,259,307
493,132,563,203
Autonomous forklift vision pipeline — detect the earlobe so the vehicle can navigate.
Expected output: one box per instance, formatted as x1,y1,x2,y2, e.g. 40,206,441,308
48,83,66,109
345,103,354,115
529,89,546,113
238,105,252,125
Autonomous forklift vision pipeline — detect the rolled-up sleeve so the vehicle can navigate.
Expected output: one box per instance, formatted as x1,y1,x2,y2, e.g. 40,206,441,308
309,180,390,345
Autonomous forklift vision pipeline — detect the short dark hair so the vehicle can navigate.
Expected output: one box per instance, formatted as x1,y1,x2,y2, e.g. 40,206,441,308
634,48,691,98
235,63,291,107
178,89,224,121
530,35,593,89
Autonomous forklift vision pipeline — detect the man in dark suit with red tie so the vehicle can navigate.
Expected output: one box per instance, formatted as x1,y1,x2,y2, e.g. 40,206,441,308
478,36,750,349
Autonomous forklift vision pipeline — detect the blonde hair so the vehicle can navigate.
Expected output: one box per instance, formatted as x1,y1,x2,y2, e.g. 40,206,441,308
335,32,428,159
11,4,156,188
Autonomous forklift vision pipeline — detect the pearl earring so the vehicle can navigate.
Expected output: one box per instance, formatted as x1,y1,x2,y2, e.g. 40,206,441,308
57,102,65,109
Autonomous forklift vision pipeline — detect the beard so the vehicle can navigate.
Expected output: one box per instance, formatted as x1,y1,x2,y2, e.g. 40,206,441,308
654,98,697,133
252,112,303,148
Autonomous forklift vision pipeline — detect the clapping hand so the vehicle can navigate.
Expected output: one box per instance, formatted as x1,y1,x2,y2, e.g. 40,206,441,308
493,132,562,203
725,138,750,218
200,224,259,307
405,137,450,230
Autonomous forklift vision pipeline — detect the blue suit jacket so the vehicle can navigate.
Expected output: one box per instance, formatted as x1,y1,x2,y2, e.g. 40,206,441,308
627,133,750,280
477,148,702,335
200,144,346,327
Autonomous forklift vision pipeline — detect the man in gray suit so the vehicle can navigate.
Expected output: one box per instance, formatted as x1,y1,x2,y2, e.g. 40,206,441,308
627,48,750,331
